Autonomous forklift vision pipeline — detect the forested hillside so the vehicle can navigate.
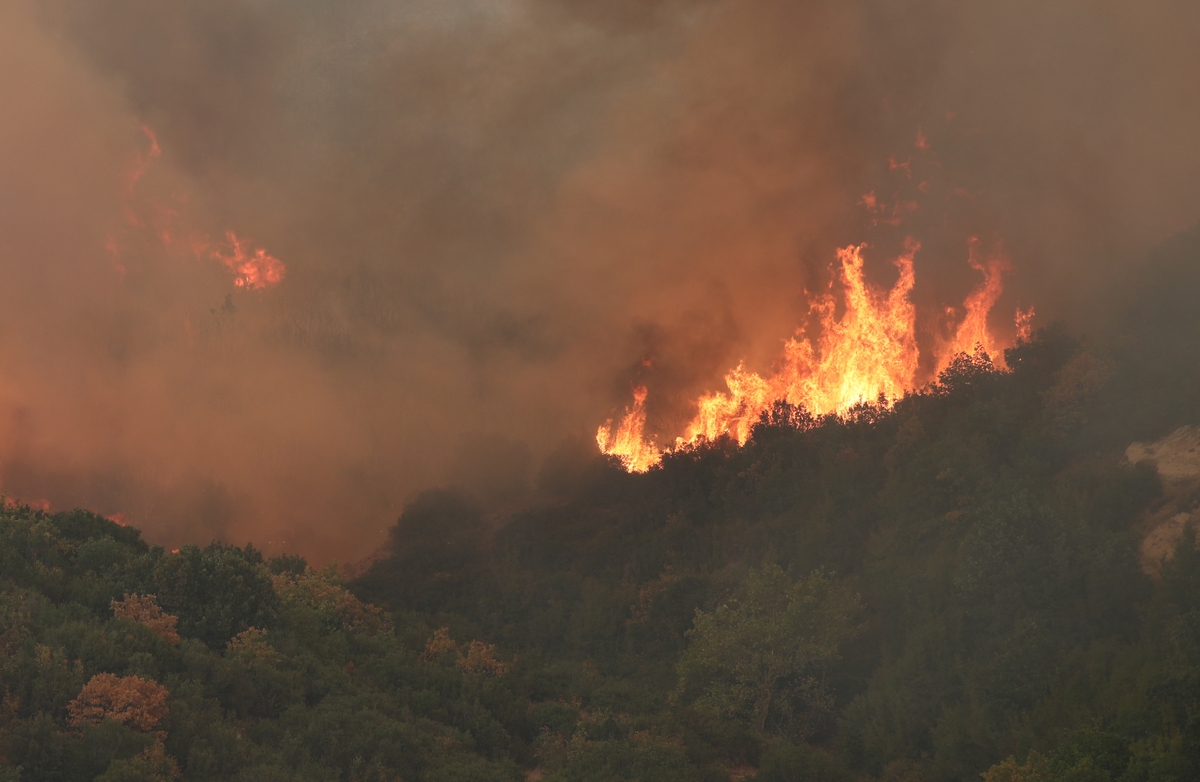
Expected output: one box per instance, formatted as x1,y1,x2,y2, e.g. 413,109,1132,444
5,228,1200,781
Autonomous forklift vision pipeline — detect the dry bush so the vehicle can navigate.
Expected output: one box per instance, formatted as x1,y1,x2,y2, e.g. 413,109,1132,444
272,570,391,634
97,742,182,781
420,627,459,662
420,629,509,675
111,594,180,646
68,673,170,732
457,640,509,677
225,627,278,663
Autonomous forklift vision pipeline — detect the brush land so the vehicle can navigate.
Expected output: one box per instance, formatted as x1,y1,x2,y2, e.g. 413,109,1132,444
4,228,1200,781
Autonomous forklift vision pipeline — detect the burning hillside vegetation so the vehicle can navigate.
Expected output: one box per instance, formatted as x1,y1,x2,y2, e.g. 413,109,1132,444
599,239,1032,471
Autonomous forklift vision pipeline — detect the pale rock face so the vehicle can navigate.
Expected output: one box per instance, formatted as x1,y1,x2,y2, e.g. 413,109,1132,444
1127,426,1200,480
1127,426,1200,571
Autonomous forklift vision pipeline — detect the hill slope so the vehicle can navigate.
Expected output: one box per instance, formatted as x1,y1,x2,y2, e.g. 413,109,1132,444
6,228,1200,781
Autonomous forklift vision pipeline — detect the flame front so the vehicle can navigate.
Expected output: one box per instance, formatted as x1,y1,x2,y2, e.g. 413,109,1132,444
685,241,919,445
598,240,1029,472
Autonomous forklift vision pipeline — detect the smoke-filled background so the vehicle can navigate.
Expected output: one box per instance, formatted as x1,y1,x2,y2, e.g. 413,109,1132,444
2,0,1198,562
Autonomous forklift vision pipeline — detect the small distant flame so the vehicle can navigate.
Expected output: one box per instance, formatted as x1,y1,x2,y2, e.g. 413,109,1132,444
888,157,913,178
123,125,161,197
0,478,50,512
596,386,661,472
110,123,287,291
1015,306,1035,343
860,191,917,227
211,231,286,290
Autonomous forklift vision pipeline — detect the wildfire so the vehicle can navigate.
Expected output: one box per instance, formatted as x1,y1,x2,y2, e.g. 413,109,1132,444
598,240,1031,471
596,386,661,472
1015,306,1035,343
936,238,1009,371
686,240,919,445
110,124,287,291
123,125,161,203
211,231,286,290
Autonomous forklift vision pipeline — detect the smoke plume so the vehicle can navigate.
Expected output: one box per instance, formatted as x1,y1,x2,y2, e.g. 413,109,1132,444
2,0,1198,561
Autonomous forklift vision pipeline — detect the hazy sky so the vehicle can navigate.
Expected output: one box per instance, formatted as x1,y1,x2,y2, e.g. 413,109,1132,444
2,0,1199,562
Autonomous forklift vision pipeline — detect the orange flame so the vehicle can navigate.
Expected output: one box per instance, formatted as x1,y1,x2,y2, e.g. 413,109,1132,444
1015,306,1035,343
683,241,919,447
596,386,661,472
211,231,286,290
110,123,287,291
598,239,1027,471
935,238,1009,370
123,125,161,200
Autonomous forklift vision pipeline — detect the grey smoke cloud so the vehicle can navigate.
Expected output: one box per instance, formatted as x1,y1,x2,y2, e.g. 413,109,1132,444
1,0,1198,561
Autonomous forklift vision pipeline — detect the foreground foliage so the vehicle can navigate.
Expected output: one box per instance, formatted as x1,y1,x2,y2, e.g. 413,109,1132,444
677,565,860,737
0,520,525,781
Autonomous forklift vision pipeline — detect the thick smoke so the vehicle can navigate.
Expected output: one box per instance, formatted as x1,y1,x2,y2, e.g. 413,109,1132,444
2,0,1198,561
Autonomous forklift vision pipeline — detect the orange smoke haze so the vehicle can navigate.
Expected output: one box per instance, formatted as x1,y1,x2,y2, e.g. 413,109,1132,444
113,129,287,291
2,0,1200,562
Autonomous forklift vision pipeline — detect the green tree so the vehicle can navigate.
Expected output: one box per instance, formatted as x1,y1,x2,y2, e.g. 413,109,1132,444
677,565,860,736
152,543,278,648
94,743,181,782
354,490,487,613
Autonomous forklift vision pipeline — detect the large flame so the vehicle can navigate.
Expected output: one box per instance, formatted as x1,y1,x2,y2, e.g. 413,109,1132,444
934,238,1009,370
685,240,919,445
598,240,1028,471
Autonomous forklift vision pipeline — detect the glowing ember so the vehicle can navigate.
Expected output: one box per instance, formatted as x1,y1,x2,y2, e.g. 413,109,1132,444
599,239,1029,472
211,231,286,290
